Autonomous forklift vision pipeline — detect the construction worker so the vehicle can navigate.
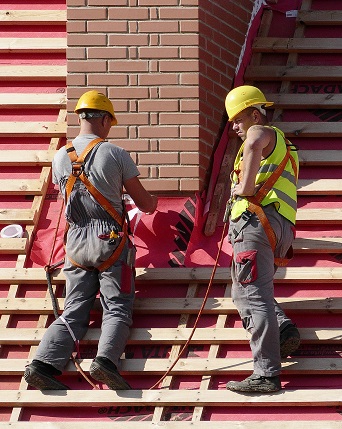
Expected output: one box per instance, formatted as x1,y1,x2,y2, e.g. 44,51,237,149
24,90,157,390
224,85,300,393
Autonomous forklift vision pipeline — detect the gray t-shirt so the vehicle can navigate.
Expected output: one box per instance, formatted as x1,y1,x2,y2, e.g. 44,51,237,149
53,134,139,221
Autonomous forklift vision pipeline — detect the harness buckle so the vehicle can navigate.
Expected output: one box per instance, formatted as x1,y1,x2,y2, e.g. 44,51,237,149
71,162,84,177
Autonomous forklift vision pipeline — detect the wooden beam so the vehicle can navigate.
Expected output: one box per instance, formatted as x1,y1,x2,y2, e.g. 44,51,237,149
0,327,340,345
253,37,342,53
298,10,342,25
0,10,67,25
0,38,66,53
0,150,56,166
298,179,342,195
298,150,342,166
269,93,342,109
1,266,342,284
0,93,66,109
245,65,342,81
2,357,342,376
273,122,342,138
1,388,342,407
0,122,66,137
0,238,27,255
0,209,35,225
0,65,66,81
0,179,45,195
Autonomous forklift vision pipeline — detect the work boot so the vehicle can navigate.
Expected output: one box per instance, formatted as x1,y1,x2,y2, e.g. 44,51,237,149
226,374,281,393
24,360,69,390
280,323,301,358
90,356,132,390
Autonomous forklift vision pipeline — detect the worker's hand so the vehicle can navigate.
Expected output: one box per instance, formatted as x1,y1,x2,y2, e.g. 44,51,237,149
145,194,158,214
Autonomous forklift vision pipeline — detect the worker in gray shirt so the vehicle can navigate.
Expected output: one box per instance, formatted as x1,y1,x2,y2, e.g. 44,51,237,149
25,90,157,390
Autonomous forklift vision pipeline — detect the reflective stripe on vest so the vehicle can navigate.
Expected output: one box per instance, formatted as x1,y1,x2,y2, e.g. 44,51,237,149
230,126,299,225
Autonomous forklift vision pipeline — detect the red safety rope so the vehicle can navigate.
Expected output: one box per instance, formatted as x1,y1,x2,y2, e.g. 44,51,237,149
149,220,228,390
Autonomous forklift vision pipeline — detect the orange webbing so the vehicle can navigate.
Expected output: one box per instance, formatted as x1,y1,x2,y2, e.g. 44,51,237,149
246,144,296,266
64,138,128,271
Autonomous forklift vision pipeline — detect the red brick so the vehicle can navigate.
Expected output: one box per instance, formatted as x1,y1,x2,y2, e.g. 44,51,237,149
138,20,179,33
87,73,128,87
138,73,178,86
159,7,198,19
87,47,127,59
159,165,199,178
108,7,149,20
139,46,179,59
140,179,179,192
109,60,149,72
159,139,199,152
180,178,202,192
108,34,148,46
88,21,127,32
159,112,199,125
160,34,198,46
67,47,86,60
159,60,198,73
67,8,108,20
160,86,199,98
138,99,179,112
139,152,178,164
139,126,179,139
68,34,107,46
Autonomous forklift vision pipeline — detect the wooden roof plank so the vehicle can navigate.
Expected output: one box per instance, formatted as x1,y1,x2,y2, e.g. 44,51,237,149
0,179,44,195
1,388,342,407
272,122,342,138
0,122,66,137
0,238,27,255
0,10,66,24
0,65,66,81
0,150,56,166
2,357,342,375
298,10,342,25
1,266,342,284
298,150,342,165
0,327,340,345
270,93,342,109
245,65,342,81
0,38,66,53
0,296,341,315
298,179,342,195
0,209,35,225
253,37,342,53
0,93,66,109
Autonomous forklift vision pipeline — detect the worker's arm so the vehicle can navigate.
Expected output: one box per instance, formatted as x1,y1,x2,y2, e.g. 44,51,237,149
124,176,158,214
232,125,274,197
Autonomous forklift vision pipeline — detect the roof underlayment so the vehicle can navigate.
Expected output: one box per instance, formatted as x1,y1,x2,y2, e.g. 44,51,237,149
1,0,342,426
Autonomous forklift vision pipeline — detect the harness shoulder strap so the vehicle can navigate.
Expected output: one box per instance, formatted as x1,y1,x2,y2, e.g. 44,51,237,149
247,143,297,266
64,138,128,271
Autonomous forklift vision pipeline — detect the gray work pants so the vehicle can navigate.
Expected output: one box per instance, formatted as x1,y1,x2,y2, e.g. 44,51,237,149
35,220,135,372
228,204,295,377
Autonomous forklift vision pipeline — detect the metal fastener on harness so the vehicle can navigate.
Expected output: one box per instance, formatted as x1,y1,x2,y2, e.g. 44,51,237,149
71,162,84,177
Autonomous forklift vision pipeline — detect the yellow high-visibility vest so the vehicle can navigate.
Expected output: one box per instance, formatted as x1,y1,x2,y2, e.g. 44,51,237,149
230,126,299,225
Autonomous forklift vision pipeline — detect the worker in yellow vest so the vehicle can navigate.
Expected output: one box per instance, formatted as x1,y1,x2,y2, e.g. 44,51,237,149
224,85,300,393
24,90,157,391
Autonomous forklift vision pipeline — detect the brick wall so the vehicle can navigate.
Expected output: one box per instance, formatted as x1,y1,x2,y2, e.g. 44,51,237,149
66,0,255,194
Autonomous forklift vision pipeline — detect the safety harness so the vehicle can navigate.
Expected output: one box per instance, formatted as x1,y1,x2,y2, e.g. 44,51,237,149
235,141,298,267
65,137,128,272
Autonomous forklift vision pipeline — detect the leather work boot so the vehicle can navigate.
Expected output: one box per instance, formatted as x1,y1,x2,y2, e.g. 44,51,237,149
280,323,301,358
24,361,69,390
90,356,132,390
226,374,281,393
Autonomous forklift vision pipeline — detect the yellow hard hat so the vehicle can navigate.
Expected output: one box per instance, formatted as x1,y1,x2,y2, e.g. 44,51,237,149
225,85,274,121
74,90,117,126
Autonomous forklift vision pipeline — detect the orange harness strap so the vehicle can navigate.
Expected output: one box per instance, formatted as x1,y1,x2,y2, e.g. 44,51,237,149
246,143,297,267
64,139,128,272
